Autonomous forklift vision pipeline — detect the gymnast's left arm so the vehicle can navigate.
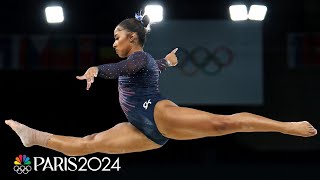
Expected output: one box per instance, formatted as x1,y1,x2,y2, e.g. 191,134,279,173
97,52,148,79
76,52,148,90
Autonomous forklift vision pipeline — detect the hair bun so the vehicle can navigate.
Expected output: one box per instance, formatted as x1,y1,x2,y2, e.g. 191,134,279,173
142,15,150,28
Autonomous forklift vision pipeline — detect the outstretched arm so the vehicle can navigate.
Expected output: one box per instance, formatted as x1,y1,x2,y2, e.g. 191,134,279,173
157,48,179,72
155,58,170,71
97,52,148,79
76,51,148,90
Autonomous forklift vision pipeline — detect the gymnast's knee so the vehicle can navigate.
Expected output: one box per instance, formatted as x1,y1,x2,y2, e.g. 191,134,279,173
209,115,241,133
83,133,98,140
59,134,100,156
82,133,123,154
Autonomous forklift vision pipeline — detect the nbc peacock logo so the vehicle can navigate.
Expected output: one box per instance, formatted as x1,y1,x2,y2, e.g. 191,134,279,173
13,154,32,174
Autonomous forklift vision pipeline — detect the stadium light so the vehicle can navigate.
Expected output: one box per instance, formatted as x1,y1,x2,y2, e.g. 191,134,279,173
45,6,64,24
144,5,163,23
248,5,267,21
229,5,248,21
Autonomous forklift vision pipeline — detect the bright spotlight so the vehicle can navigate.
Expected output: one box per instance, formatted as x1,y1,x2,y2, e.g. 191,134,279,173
229,5,248,21
45,6,64,23
144,5,163,23
248,5,267,21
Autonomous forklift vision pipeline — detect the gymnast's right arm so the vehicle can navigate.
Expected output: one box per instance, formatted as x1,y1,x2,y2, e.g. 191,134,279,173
164,48,179,67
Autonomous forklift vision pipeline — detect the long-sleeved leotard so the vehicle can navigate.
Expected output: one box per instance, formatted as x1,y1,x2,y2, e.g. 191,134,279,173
97,51,170,145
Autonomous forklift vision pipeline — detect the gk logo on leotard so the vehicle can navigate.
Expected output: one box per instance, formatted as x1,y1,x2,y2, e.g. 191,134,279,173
143,99,152,110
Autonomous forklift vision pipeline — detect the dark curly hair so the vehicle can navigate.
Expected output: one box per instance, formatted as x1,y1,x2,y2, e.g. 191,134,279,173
118,15,150,46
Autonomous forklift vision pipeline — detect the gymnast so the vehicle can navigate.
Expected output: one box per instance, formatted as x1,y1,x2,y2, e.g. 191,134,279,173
6,13,317,156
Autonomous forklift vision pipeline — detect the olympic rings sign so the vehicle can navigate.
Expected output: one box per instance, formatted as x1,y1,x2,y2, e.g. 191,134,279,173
13,165,32,174
176,46,234,76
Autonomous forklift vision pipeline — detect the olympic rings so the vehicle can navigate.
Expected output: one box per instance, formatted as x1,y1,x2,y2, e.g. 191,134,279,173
176,46,234,76
13,165,32,174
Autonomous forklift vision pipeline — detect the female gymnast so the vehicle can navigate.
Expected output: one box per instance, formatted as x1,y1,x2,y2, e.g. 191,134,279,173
5,13,317,156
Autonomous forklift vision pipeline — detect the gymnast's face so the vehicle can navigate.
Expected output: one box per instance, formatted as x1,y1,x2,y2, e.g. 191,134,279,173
113,26,134,58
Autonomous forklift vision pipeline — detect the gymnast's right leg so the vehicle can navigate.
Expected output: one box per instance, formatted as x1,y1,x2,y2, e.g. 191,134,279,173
5,120,161,156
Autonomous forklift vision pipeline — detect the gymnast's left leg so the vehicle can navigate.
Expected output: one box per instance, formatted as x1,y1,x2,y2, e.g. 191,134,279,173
154,100,317,140
5,120,161,156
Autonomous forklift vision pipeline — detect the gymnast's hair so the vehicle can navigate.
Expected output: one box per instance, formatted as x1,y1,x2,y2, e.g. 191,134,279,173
118,12,151,46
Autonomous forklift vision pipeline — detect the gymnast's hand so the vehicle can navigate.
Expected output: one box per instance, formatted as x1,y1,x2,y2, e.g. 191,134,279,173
165,48,179,66
76,66,99,90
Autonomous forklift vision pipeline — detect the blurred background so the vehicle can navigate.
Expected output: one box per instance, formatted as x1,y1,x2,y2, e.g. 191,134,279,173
1,0,320,179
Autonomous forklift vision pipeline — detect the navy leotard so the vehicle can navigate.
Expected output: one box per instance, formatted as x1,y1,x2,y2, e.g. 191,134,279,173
97,51,169,145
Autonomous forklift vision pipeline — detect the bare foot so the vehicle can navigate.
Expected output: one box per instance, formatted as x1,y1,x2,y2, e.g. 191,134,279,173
5,119,52,147
283,121,317,137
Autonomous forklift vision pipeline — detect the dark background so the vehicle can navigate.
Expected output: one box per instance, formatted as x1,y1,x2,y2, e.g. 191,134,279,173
1,0,320,179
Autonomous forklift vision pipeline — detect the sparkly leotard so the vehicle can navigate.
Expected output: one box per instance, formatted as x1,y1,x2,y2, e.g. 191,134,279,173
97,51,169,145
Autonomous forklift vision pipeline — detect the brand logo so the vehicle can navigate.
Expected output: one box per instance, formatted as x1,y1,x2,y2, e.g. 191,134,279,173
143,99,152,110
13,154,32,174
12,154,121,173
